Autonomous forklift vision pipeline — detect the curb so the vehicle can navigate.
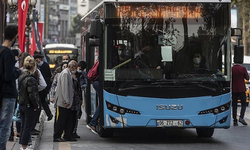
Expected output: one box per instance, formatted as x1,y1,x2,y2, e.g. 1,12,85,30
33,110,46,150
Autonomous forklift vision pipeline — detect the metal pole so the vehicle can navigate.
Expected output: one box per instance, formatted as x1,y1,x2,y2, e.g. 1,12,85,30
26,29,29,53
0,0,6,43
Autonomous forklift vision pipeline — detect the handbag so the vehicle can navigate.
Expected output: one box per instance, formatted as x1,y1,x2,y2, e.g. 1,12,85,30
12,104,21,122
87,61,99,81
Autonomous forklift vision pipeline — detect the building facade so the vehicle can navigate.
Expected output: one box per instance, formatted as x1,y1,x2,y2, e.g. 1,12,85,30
41,0,102,44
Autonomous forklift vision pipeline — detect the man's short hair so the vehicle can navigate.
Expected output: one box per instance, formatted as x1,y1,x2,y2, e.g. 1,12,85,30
4,25,18,41
63,55,70,60
78,61,87,70
33,53,44,59
12,49,21,57
34,50,42,55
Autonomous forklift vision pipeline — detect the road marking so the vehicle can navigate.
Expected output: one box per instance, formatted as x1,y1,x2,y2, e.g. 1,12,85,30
59,142,71,150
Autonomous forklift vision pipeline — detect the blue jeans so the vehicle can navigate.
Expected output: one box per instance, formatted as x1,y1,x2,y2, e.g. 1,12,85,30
92,81,99,96
0,98,16,150
90,106,99,127
90,81,100,127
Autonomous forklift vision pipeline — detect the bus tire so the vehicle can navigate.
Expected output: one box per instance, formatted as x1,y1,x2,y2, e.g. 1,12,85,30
97,126,114,138
196,128,214,137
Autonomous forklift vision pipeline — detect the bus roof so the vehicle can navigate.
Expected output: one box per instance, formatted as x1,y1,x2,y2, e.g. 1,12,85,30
81,0,231,21
44,44,77,49
102,0,230,2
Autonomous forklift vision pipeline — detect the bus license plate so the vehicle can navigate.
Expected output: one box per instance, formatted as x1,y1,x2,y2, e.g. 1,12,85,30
157,120,183,127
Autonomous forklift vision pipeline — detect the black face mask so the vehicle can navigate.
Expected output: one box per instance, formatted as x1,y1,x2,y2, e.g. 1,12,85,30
11,38,16,47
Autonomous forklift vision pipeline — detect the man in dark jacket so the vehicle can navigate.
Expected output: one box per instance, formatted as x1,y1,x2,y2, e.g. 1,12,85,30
232,63,250,126
0,25,21,150
33,52,53,122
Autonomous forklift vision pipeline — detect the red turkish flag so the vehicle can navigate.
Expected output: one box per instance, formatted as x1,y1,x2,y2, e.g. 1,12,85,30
30,22,44,55
18,0,29,53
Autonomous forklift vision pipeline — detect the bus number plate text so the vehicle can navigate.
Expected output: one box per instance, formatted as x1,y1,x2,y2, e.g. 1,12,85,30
157,120,183,127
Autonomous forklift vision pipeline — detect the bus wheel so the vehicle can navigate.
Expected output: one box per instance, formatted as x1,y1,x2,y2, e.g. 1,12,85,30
196,128,214,137
96,125,114,138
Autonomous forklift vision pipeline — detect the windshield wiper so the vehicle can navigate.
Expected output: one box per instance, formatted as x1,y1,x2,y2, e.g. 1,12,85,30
197,84,216,92
118,84,184,92
118,85,160,92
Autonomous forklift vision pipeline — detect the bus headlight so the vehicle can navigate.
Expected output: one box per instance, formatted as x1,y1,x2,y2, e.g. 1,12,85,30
106,101,140,115
198,101,230,115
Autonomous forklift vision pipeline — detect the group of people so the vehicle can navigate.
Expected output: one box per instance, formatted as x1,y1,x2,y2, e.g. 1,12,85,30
0,25,56,150
0,25,89,150
51,55,88,142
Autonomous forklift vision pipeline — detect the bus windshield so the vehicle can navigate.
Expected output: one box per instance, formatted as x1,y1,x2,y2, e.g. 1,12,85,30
105,3,230,82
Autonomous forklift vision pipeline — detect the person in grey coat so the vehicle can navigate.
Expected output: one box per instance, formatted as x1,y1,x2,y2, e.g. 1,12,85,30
53,60,78,142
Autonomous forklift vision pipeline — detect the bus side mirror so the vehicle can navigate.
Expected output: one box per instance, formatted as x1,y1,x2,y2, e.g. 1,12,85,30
231,28,242,37
234,45,244,64
90,18,101,38
232,28,244,64
89,16,102,46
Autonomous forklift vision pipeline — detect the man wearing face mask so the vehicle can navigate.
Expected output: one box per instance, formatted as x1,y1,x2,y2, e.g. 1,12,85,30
54,60,78,142
192,52,207,69
33,52,53,124
0,25,21,150
134,45,152,69
51,55,70,82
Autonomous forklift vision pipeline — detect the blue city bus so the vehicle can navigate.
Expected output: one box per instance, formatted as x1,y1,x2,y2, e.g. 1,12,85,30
81,0,242,137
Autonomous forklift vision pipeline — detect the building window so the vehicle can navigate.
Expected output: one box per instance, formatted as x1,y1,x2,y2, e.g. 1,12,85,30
60,0,69,4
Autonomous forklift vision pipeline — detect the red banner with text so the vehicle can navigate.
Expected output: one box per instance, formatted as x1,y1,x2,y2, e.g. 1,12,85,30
18,0,29,53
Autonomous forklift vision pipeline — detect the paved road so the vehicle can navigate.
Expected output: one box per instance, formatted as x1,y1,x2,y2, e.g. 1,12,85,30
38,106,250,150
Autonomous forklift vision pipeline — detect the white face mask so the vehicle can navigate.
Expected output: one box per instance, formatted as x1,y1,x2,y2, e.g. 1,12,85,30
15,61,19,68
63,60,69,63
118,50,122,55
38,61,43,66
193,57,201,64
77,69,82,73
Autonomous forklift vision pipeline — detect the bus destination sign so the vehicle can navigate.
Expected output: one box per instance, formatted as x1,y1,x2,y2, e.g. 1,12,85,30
49,50,73,54
117,5,201,18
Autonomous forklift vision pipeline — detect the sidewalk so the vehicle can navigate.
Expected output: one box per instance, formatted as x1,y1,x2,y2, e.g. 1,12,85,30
6,110,46,150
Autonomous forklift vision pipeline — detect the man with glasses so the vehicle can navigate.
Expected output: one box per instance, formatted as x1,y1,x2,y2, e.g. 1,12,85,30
53,60,78,142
